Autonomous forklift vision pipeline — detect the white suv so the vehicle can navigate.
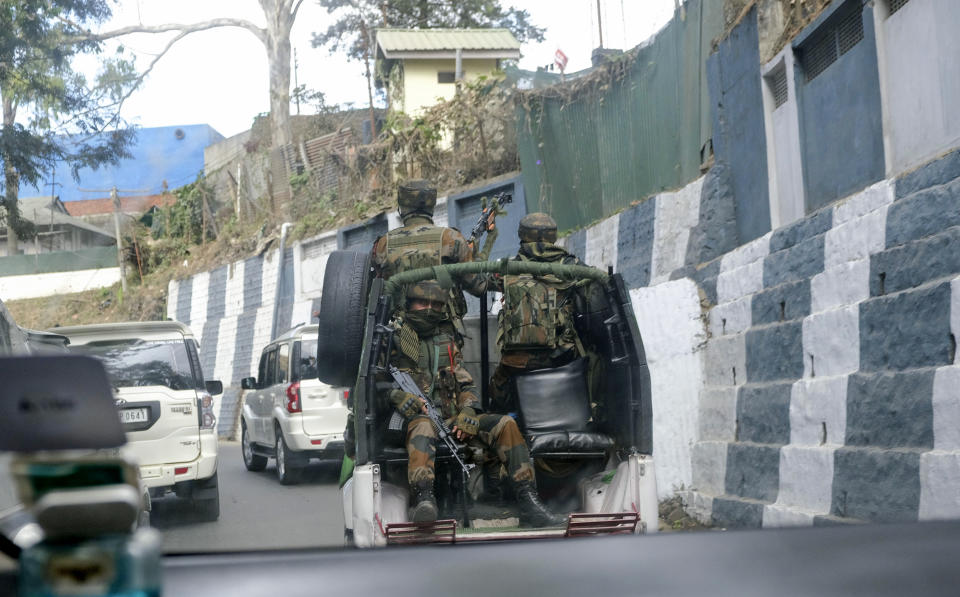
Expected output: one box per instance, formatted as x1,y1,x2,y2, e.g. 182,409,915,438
57,321,221,521
240,324,348,485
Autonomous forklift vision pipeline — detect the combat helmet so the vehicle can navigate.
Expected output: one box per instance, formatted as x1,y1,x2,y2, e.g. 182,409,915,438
406,280,448,310
518,212,558,243
397,180,438,220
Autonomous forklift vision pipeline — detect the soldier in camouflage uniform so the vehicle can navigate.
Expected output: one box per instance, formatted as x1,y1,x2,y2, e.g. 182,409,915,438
370,179,491,332
487,213,591,413
382,281,565,527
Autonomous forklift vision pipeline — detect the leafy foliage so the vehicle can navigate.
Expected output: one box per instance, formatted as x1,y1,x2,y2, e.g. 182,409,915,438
313,0,544,62
0,0,138,241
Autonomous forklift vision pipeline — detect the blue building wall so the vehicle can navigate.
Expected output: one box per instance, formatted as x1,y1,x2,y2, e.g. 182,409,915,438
22,124,223,202
794,0,885,212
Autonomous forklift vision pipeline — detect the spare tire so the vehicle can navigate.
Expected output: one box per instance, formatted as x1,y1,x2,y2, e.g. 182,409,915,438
317,250,372,387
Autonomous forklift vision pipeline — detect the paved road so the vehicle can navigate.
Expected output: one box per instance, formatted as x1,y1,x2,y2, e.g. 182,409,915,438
152,442,345,552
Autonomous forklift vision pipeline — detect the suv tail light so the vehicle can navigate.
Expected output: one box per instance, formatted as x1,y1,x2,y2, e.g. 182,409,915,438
341,389,350,405
199,392,217,430
286,382,302,413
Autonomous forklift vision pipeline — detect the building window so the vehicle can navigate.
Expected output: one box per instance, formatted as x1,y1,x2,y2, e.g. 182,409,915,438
801,1,864,83
437,71,455,84
767,64,789,109
887,0,909,16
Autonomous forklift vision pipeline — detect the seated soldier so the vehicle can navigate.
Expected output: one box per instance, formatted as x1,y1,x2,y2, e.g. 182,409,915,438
381,280,565,527
487,213,592,413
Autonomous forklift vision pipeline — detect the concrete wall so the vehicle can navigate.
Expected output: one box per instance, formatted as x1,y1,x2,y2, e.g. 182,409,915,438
0,267,121,301
877,0,960,174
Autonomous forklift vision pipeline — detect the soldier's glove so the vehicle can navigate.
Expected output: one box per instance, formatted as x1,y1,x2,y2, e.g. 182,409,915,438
390,390,424,420
454,407,480,439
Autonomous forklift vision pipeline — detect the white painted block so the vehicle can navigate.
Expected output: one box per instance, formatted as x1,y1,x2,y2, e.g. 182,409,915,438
810,259,870,312
259,252,278,309
680,490,714,524
832,180,894,226
919,451,960,521
290,299,314,329
824,206,888,269
224,259,245,318
698,386,737,442
585,212,619,273
651,179,702,284
932,366,960,451
802,305,859,378
189,272,210,328
433,197,448,228
248,306,274,379
719,231,771,274
166,279,179,320
763,504,816,528
190,318,206,347
299,232,337,298
707,296,752,337
790,377,848,447
716,259,765,304
213,316,238,384
631,280,704,498
952,277,960,365
775,445,835,513
691,441,727,497
703,335,746,387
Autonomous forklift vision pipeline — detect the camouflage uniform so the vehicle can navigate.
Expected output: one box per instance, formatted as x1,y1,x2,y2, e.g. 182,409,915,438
488,213,590,413
382,306,535,487
370,180,487,332
384,281,563,526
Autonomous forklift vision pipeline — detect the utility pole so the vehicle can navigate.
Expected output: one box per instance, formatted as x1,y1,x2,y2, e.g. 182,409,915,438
111,187,127,294
596,0,604,48
79,186,150,297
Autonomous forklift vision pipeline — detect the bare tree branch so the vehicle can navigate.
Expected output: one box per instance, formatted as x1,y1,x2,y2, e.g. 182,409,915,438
82,19,268,45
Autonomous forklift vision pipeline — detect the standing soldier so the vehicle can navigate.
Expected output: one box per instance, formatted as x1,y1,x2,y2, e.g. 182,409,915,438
384,281,565,527
488,212,592,413
371,179,492,335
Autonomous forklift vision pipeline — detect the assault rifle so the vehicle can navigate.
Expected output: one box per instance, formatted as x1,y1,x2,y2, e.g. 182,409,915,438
468,190,513,250
365,290,473,478
387,365,474,477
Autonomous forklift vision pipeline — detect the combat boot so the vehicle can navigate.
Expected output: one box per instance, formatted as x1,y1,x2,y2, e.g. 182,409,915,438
513,481,567,528
410,480,438,522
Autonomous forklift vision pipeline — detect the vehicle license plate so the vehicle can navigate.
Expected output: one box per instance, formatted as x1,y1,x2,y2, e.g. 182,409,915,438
119,408,149,424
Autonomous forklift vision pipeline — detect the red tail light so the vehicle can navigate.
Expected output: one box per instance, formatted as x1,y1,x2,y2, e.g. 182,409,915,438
286,381,302,413
174,467,188,475
198,392,217,430
342,389,350,405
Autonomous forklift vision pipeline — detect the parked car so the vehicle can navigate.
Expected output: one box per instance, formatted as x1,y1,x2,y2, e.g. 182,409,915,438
240,324,348,485
57,321,222,521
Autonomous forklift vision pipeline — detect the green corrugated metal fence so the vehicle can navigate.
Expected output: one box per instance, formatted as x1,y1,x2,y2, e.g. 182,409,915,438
0,246,118,276
516,0,722,231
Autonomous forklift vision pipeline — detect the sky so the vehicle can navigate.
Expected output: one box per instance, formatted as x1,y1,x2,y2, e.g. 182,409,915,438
85,0,677,139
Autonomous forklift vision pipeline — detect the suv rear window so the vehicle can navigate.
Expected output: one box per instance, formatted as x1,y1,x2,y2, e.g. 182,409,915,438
297,339,318,379
69,338,197,391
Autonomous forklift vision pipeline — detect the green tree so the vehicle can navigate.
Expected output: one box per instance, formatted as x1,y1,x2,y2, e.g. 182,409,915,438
0,0,138,254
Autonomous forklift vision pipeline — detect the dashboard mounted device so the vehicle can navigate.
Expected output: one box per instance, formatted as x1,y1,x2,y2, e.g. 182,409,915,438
0,355,126,452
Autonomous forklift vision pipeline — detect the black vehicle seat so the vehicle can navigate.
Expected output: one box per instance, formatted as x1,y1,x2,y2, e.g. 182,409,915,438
513,358,614,457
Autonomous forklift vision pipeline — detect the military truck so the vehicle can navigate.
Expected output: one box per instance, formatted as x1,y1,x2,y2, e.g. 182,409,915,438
316,251,658,547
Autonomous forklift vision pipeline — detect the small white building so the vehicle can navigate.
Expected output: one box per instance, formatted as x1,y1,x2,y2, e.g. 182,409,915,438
376,28,520,116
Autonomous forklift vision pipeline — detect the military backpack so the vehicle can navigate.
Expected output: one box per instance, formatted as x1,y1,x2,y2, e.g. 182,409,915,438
498,273,583,353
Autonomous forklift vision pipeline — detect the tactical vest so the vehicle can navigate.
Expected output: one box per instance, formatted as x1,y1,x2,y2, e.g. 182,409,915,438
383,225,468,321
498,273,581,354
381,225,445,279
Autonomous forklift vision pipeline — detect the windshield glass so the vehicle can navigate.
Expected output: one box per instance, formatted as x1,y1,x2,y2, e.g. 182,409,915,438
68,339,196,391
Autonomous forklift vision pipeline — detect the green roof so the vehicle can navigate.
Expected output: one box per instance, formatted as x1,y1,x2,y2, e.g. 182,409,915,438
376,28,520,59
